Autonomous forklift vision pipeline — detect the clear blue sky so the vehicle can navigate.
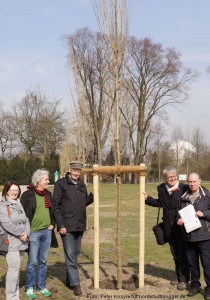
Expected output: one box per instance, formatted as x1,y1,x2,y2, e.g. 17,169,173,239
0,0,210,141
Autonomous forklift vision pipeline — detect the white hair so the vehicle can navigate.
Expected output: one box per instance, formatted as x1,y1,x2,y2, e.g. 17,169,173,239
32,169,49,187
163,166,177,177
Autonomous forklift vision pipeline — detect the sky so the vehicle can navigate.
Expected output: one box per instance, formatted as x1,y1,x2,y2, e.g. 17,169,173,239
0,0,210,142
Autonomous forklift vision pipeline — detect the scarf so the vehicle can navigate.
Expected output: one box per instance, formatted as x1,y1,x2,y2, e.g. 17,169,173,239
165,181,179,195
27,185,51,208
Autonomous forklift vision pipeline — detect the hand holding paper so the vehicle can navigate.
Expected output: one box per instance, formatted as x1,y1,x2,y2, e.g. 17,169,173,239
178,204,202,233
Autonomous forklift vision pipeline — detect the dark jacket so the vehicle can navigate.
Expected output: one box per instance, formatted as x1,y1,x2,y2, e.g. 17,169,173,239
20,188,58,248
20,188,55,227
178,186,210,242
145,182,188,237
52,173,93,232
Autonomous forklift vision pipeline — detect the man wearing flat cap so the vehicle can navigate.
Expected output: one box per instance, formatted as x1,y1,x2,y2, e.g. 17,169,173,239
52,161,93,296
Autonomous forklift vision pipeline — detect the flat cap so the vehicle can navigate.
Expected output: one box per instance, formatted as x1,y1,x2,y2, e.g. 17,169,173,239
70,161,84,170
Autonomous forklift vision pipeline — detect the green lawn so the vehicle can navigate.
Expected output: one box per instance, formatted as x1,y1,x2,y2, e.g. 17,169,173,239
1,182,210,299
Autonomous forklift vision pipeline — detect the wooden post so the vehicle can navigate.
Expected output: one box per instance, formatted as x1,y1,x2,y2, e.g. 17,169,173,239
84,173,87,185
82,164,147,289
93,164,99,289
139,164,146,287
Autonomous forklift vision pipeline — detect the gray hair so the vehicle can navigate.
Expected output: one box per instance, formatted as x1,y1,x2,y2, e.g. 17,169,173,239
163,166,177,177
32,169,49,187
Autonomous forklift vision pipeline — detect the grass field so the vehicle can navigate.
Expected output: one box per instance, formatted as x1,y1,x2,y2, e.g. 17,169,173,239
1,182,210,299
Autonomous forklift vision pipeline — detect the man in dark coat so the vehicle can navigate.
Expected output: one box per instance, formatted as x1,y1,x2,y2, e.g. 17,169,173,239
52,161,93,296
177,172,210,299
145,166,190,290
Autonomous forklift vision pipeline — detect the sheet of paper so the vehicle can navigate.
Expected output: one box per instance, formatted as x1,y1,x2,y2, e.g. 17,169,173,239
178,204,202,233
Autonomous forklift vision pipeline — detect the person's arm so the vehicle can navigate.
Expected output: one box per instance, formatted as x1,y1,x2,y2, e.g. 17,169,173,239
52,181,65,232
144,191,160,207
20,216,30,242
86,191,93,206
48,191,55,229
0,202,25,236
198,194,210,221
20,191,28,214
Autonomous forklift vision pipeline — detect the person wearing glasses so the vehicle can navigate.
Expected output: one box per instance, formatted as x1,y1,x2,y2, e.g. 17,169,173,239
0,181,30,300
177,173,210,299
144,166,190,290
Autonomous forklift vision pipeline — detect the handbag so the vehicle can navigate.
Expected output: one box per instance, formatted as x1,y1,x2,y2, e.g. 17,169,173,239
0,205,10,256
152,201,167,245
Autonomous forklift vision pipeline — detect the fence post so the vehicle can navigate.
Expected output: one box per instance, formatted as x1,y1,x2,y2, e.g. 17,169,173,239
93,164,99,288
139,164,146,287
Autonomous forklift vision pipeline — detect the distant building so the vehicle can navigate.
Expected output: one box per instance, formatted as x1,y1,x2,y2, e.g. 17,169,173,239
170,140,196,163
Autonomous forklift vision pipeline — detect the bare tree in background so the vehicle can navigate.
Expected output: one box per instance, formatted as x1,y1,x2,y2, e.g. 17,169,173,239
9,90,65,160
191,127,207,173
0,105,15,159
37,99,66,164
170,126,185,171
65,28,114,165
92,0,128,288
152,123,165,182
123,37,198,164
9,90,45,156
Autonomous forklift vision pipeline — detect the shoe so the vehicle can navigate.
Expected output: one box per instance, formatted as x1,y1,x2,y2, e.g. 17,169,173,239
37,288,51,297
187,288,200,296
26,288,36,299
170,280,178,286
177,281,187,290
206,295,210,300
72,285,82,296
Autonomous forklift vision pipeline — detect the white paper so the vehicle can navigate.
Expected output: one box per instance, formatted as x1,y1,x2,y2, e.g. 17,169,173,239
178,204,202,233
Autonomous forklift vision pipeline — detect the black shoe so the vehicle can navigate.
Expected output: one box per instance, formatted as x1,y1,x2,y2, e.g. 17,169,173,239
187,288,200,297
72,285,82,296
66,284,73,290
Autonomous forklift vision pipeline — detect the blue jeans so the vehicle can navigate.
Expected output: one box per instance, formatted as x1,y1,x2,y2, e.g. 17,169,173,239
61,232,83,286
26,229,52,290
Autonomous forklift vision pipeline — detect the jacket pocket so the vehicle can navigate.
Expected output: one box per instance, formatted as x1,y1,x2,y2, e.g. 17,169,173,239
206,221,210,232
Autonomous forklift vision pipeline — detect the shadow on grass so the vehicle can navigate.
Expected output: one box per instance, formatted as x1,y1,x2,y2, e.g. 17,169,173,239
0,256,176,292
127,262,176,282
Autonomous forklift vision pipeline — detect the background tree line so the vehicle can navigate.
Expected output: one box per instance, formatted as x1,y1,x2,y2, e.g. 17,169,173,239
1,25,210,183
0,91,65,184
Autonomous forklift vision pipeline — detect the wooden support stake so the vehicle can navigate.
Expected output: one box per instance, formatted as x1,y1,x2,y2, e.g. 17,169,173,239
83,164,147,289
84,173,87,185
93,164,99,289
139,164,146,287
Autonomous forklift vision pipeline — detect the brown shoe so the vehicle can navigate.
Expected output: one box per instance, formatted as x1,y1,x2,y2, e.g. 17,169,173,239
177,281,187,290
72,285,82,296
170,280,178,286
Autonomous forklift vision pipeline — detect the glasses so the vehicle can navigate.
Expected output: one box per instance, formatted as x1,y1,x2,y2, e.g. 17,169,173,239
165,175,177,180
9,189,19,192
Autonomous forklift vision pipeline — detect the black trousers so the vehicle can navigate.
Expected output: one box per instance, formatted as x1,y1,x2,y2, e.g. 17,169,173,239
185,239,210,293
168,231,190,283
